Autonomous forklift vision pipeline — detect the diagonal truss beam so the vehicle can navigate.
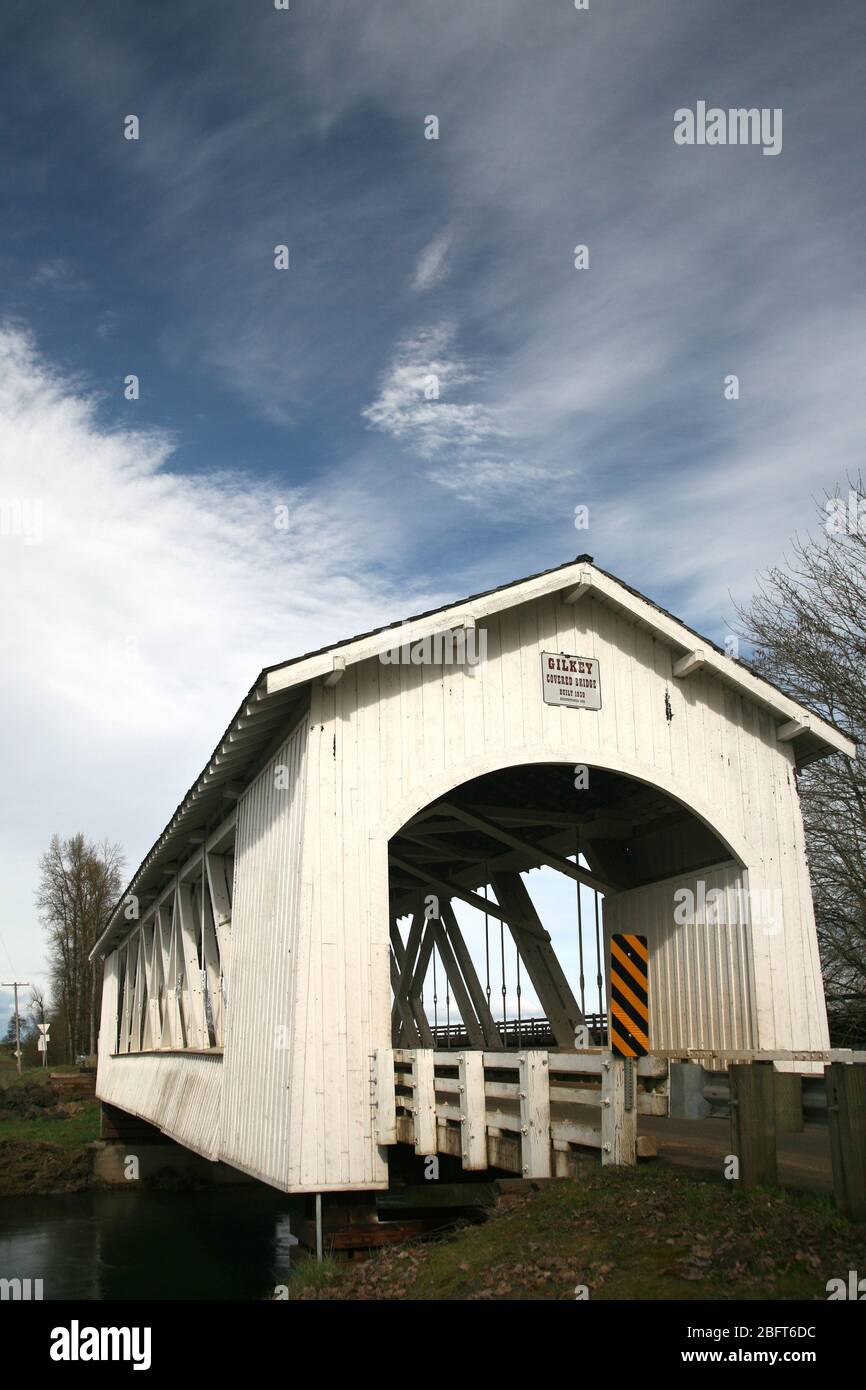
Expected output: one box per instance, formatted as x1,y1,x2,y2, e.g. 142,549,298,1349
437,802,613,895
491,871,585,1046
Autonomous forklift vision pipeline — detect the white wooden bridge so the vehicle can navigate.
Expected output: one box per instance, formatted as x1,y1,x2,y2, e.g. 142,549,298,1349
91,556,855,1195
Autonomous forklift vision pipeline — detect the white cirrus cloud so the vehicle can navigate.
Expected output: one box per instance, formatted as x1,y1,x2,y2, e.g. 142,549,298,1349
410,229,453,292
362,322,512,471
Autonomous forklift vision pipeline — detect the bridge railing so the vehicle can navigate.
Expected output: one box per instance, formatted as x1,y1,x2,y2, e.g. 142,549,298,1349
373,1046,668,1178
427,1014,609,1050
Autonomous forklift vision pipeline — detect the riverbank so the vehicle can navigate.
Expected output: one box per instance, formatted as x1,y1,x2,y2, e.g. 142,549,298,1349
288,1166,866,1301
0,1070,100,1196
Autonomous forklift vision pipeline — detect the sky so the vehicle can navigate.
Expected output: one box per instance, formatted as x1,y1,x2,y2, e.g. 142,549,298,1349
1,0,865,1033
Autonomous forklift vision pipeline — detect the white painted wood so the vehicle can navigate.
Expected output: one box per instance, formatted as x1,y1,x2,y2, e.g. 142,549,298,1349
129,930,144,1052
604,864,756,1052
205,852,232,981
777,716,809,742
143,921,162,1050
117,944,131,1053
177,882,208,1050
374,1048,397,1146
412,1049,437,1155
518,1051,551,1177
562,569,593,603
458,1050,487,1170
673,650,706,678
199,874,223,1046
601,1054,637,1166
324,655,346,686
261,559,853,759
220,721,310,1190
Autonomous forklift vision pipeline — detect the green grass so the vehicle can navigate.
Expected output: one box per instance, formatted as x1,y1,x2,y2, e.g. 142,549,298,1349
0,1101,100,1150
291,1166,866,1301
276,1253,345,1298
0,1060,79,1087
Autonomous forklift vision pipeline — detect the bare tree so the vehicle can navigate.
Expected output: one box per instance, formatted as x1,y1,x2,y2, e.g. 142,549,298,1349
30,984,48,1067
737,476,865,1044
35,835,125,1062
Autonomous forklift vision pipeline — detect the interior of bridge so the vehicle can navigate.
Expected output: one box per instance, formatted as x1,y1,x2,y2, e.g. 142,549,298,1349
388,762,733,1051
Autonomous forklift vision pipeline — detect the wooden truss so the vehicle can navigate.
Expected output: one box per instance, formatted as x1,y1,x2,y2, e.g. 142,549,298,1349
389,872,585,1051
114,847,232,1054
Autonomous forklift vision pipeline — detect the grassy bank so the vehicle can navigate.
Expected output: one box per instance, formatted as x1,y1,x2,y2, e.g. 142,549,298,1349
287,1166,866,1301
0,1066,99,1196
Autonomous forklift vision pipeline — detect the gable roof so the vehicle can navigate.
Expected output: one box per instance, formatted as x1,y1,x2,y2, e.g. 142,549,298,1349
93,554,855,956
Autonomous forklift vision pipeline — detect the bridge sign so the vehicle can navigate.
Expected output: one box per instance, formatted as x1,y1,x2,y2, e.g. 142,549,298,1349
540,652,601,709
609,933,649,1058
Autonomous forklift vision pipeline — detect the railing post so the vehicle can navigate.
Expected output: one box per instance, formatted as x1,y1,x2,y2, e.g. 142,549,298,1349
730,1061,777,1189
412,1049,437,1156
826,1062,866,1222
774,1071,804,1134
373,1048,396,1146
601,1052,637,1166
458,1051,487,1170
518,1051,551,1178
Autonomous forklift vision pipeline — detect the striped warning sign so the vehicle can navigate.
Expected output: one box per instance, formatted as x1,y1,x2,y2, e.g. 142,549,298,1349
609,933,649,1058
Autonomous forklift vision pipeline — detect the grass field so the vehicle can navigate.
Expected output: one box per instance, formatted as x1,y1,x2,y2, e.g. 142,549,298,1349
288,1165,866,1301
0,1101,100,1150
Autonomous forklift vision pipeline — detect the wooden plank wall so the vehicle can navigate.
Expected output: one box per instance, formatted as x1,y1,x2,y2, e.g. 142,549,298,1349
96,962,224,1159
603,863,756,1052
217,720,309,1187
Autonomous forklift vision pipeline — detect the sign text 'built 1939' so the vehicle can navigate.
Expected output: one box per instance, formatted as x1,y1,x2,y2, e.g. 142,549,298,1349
540,652,601,710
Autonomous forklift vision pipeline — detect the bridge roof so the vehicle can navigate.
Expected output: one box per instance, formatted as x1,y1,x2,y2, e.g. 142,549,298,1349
93,554,855,957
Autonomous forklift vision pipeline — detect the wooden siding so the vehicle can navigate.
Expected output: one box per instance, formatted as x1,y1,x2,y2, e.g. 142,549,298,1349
97,954,224,1158
218,718,308,1187
603,863,756,1053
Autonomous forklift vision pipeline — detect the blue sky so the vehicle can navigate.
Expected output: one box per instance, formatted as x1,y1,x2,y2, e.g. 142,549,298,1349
1,0,865,1027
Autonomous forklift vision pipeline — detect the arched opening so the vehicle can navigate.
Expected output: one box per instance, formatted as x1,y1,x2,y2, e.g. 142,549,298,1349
388,761,743,1052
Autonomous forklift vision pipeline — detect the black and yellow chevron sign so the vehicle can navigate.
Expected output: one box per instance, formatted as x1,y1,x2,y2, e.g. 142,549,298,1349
609,933,649,1058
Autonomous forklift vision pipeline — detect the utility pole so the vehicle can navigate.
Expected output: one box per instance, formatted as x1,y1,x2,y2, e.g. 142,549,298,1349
2,981,31,1076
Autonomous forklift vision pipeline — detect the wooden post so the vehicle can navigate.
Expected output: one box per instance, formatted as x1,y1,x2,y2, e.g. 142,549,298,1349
730,1061,777,1189
412,1049,437,1156
774,1071,804,1134
826,1062,866,1222
374,1048,397,1146
601,1053,637,1166
458,1051,487,1170
518,1051,551,1177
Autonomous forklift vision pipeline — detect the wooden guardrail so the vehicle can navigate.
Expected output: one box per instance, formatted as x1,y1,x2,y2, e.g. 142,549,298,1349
373,1047,668,1178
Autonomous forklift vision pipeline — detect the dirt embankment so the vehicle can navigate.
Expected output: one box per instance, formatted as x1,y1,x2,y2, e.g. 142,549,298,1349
0,1078,98,1196
0,1137,91,1195
289,1167,866,1302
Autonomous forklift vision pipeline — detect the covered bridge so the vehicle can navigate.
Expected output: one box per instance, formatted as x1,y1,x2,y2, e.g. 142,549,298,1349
91,556,855,1193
